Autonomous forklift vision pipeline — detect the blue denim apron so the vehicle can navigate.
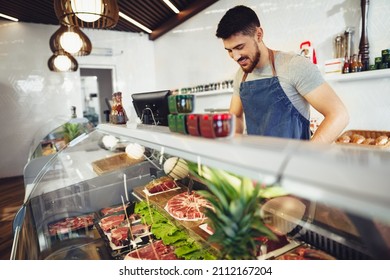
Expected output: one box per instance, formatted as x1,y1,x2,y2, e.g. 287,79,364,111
240,49,310,140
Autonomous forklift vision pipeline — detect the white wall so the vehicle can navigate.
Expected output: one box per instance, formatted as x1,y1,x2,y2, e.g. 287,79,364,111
0,0,389,178
155,0,390,130
0,22,154,178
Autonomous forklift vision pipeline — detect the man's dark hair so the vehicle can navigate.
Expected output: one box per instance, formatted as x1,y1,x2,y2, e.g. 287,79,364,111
216,5,260,39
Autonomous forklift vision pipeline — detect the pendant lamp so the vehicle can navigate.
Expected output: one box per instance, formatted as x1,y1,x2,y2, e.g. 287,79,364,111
54,0,119,29
50,25,92,56
48,50,78,72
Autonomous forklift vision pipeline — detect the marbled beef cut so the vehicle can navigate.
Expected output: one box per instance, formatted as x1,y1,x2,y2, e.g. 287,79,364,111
111,227,130,246
110,224,150,247
145,176,178,194
124,240,178,260
101,205,126,216
48,214,94,236
165,192,213,221
100,214,125,232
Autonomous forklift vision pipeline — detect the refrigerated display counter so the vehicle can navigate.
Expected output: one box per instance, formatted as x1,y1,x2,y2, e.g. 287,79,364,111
11,123,390,260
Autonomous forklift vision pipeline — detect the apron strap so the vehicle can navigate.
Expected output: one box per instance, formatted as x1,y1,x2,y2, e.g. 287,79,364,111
241,48,277,82
268,48,277,77
241,72,248,83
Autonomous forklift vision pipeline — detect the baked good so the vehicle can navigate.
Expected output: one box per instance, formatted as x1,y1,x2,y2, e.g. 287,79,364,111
375,135,389,146
362,138,375,145
336,135,351,143
351,134,365,144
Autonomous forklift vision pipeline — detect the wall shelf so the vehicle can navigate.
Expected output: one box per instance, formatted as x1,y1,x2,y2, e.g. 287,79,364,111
191,88,233,97
325,68,390,82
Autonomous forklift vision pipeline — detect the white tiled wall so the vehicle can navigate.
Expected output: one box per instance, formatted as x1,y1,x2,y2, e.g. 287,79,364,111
0,0,389,177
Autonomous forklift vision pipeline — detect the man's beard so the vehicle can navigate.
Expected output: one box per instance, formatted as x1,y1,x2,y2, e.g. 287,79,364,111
240,45,260,73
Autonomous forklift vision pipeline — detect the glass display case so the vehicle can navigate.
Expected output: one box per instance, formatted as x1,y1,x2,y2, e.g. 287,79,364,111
11,123,390,260
28,115,94,161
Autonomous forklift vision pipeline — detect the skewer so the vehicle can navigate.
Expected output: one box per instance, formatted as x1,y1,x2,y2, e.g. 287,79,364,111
123,174,129,202
197,156,202,176
144,188,160,260
121,195,141,259
159,147,165,165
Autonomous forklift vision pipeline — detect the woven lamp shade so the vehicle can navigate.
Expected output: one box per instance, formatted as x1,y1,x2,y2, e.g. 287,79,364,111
49,25,92,56
48,50,78,72
54,0,119,29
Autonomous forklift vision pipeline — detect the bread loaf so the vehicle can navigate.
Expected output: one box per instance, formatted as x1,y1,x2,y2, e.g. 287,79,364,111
352,134,365,144
362,138,375,145
337,135,351,143
375,135,389,146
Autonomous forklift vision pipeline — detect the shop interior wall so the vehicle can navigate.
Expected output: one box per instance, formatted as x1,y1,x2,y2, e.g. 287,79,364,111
0,22,155,178
154,0,390,130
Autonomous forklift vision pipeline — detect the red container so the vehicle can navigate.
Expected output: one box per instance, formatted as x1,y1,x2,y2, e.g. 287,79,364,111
199,113,234,138
213,113,233,137
199,114,215,138
186,114,201,136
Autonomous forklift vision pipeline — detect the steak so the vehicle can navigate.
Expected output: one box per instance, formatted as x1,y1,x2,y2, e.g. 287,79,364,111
48,214,94,236
144,176,179,194
125,240,179,260
100,214,125,232
110,224,150,247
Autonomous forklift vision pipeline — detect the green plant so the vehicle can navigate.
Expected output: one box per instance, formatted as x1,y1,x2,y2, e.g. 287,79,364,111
62,122,82,143
188,162,278,260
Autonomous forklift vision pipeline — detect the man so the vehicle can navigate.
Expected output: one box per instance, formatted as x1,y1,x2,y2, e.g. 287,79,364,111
216,5,349,143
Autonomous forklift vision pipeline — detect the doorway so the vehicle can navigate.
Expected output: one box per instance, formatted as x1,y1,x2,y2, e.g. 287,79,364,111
80,67,115,125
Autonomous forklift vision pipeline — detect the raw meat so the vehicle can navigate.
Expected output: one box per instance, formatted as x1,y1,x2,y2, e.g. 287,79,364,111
124,240,179,260
48,214,94,236
165,192,213,221
110,224,150,247
145,176,178,194
111,227,130,246
100,214,125,232
276,246,336,260
101,205,127,216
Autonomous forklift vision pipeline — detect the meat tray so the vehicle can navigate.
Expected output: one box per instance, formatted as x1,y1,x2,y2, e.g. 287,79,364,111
95,205,155,258
47,212,98,242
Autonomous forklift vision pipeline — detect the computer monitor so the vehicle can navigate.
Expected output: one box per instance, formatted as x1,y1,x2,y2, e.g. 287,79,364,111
131,89,171,126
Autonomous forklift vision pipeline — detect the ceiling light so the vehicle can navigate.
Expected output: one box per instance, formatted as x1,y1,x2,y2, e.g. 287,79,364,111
60,31,83,54
119,12,152,34
48,50,78,72
54,0,119,29
49,25,92,56
0,13,19,22
162,0,180,14
70,0,103,22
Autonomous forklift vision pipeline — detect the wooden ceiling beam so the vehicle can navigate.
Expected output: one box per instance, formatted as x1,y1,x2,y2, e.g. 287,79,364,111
149,0,218,41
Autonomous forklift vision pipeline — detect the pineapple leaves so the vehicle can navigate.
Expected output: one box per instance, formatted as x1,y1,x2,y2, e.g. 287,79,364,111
187,162,278,260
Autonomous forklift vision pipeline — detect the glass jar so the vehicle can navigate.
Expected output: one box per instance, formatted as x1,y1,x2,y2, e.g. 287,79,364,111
110,92,127,124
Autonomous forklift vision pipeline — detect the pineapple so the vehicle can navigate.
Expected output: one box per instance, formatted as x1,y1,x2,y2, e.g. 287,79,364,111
188,162,277,260
62,122,83,144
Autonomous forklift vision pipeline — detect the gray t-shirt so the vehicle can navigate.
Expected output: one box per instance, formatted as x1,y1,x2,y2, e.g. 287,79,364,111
233,51,325,119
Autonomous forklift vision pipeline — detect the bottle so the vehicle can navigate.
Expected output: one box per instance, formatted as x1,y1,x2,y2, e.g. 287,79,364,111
70,106,77,118
350,54,358,73
334,34,345,58
343,56,350,74
357,54,363,72
110,92,127,124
